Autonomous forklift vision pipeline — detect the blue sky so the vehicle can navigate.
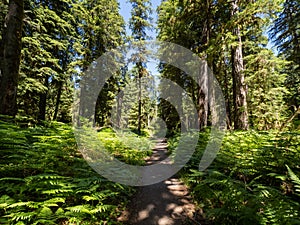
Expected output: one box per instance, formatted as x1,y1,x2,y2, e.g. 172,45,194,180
118,0,277,70
118,0,162,75
119,0,278,54
119,0,161,39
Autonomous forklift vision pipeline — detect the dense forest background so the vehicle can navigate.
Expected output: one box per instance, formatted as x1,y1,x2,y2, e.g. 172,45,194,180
0,0,299,130
0,0,300,224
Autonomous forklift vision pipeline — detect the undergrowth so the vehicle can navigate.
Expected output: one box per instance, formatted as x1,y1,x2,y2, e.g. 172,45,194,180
169,130,300,225
98,128,153,165
0,119,151,224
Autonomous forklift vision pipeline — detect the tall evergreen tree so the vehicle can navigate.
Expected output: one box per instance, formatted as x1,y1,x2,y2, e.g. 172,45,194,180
18,0,75,121
270,0,300,117
73,0,125,126
157,0,285,130
129,0,152,134
157,0,207,130
230,0,249,130
16,0,124,122
0,0,24,116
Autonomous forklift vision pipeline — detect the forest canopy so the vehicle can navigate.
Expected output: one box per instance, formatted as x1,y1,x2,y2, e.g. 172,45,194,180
0,0,299,224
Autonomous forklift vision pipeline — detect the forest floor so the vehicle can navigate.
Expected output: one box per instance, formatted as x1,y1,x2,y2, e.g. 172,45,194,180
118,139,205,225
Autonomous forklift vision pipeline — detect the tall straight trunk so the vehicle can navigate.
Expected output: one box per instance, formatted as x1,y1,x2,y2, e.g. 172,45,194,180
198,63,208,129
231,0,249,130
53,81,63,121
116,88,124,128
223,55,232,129
197,0,211,129
38,75,49,121
0,0,24,116
220,37,232,129
137,64,142,135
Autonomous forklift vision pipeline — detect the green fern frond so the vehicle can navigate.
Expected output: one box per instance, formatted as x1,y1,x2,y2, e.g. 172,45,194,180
42,197,66,207
66,205,91,214
7,201,38,209
42,188,73,195
38,206,53,217
82,195,98,202
90,204,115,214
8,212,34,222
286,165,300,194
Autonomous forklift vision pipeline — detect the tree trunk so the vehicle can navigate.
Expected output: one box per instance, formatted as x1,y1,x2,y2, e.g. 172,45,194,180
137,62,143,135
197,0,211,129
38,75,49,121
116,88,124,128
223,55,232,129
231,0,249,130
198,62,208,129
0,0,24,116
53,81,63,121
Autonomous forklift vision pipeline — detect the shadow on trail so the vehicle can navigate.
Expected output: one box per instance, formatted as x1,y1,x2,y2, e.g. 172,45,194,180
118,139,205,225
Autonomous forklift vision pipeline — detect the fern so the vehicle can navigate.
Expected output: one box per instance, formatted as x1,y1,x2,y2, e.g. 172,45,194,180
0,120,135,224
179,130,300,225
286,165,300,194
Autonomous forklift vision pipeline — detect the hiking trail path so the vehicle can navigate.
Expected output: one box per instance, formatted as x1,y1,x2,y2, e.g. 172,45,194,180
118,138,205,225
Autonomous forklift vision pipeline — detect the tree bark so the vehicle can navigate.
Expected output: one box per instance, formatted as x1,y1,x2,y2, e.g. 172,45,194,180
198,63,208,129
231,0,249,130
197,0,211,130
0,0,24,116
53,81,63,121
223,55,232,129
38,75,49,121
137,62,143,135
116,88,124,128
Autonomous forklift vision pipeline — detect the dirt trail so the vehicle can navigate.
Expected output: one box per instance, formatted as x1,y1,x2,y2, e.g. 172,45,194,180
118,139,203,225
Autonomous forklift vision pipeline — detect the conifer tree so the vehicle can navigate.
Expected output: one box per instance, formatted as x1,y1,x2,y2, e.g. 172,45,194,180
0,0,24,116
230,0,248,130
270,0,300,117
18,0,74,121
73,0,125,126
157,0,286,130
129,0,152,134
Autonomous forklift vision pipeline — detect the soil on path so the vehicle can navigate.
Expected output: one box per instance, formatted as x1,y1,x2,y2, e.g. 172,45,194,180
118,139,204,225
